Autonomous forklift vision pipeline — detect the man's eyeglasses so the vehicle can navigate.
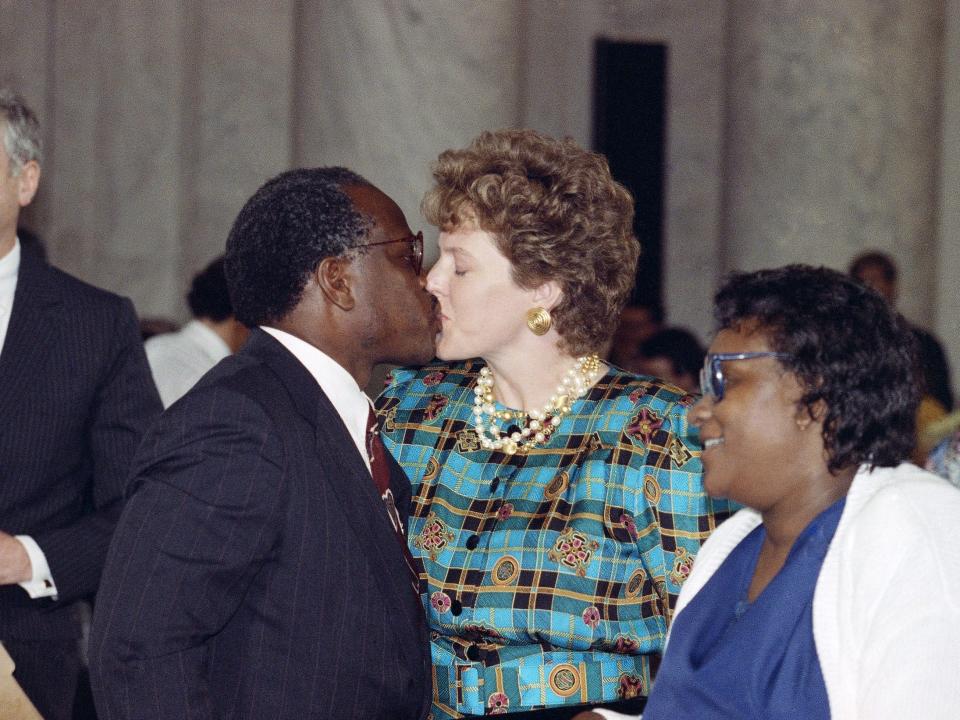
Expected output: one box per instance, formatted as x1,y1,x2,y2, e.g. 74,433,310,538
359,231,424,275
700,352,792,401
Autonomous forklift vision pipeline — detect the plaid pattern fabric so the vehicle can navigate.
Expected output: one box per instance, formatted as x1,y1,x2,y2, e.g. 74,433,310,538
376,360,734,718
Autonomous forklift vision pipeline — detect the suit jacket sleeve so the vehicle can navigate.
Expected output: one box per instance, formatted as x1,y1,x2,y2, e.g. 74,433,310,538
89,385,285,720
34,296,162,602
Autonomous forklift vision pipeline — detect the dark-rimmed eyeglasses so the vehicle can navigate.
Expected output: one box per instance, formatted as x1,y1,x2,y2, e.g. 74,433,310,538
359,231,424,275
700,352,792,402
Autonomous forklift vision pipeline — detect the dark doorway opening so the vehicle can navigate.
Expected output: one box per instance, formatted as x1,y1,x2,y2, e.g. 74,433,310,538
593,39,667,308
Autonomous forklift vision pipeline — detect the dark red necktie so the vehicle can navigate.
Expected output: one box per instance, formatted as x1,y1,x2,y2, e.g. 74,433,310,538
366,407,420,593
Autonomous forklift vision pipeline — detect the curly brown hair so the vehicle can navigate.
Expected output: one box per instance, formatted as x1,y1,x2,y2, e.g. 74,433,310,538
421,128,639,355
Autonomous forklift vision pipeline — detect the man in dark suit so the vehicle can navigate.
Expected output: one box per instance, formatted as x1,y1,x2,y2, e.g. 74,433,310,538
90,167,437,719
0,89,162,719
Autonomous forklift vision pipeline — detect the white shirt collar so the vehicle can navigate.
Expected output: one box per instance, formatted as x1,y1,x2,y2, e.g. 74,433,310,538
0,237,21,282
0,239,22,354
260,326,372,470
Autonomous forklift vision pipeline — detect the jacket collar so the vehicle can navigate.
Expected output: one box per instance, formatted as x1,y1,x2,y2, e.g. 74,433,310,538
0,249,60,414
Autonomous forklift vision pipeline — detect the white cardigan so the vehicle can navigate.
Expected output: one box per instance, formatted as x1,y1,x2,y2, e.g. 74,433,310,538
596,462,960,720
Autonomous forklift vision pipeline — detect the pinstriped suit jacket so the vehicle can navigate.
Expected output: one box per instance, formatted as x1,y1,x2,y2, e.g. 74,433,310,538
89,329,433,720
0,247,161,640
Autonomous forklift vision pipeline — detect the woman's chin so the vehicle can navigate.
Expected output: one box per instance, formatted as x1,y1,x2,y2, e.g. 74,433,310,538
702,470,728,500
435,335,472,362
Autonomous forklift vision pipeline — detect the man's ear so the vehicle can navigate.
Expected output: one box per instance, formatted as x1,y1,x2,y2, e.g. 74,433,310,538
316,256,355,311
16,160,40,208
530,279,563,310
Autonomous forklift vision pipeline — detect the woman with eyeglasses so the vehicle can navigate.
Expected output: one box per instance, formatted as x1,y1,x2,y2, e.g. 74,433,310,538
374,129,733,719
576,264,960,720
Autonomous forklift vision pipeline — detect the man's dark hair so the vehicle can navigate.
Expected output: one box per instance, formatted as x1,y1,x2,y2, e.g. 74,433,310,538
224,167,373,327
638,327,705,378
187,256,233,322
714,264,918,473
624,301,665,325
848,250,898,283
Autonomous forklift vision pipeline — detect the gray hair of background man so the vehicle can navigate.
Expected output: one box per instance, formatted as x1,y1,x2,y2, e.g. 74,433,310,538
0,88,43,174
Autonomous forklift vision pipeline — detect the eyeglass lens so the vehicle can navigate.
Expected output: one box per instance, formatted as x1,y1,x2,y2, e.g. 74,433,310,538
700,359,722,400
410,232,423,274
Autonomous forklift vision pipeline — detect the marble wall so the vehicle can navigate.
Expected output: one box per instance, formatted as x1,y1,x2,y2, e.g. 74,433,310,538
721,0,944,327
2,0,958,398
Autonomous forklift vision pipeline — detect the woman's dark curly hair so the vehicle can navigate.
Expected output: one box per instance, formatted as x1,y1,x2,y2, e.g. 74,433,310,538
225,167,372,327
714,264,918,472
421,129,639,355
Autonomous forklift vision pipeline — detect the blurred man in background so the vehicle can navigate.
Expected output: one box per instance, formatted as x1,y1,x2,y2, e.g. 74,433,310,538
145,255,249,407
0,87,160,720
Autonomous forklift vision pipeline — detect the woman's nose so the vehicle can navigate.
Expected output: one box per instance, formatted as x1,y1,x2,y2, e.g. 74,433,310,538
690,395,713,427
425,263,444,296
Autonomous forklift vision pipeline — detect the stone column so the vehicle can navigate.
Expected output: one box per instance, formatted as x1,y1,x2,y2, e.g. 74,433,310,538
936,0,960,402
181,0,295,283
48,0,186,316
0,0,55,233
720,0,945,326
293,0,524,250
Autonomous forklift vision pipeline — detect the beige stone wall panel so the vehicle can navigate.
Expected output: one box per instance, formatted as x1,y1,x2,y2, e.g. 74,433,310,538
722,0,944,328
294,0,523,263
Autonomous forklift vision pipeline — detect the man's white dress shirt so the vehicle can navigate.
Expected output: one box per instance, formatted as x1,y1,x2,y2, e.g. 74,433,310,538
261,326,373,472
0,238,20,356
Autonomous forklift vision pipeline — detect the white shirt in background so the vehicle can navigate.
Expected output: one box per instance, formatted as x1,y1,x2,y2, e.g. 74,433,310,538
145,319,231,408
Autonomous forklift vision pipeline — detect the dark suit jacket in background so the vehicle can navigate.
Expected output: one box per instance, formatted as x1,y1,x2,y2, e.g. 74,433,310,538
90,329,432,720
0,246,161,640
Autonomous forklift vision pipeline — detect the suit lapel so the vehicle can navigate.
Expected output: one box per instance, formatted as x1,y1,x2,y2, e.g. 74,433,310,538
247,331,422,640
0,249,59,417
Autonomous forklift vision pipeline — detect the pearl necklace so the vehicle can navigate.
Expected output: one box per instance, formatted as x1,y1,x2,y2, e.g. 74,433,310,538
472,354,602,454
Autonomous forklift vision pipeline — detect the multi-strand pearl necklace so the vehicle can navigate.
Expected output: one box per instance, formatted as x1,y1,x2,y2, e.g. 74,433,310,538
472,354,602,455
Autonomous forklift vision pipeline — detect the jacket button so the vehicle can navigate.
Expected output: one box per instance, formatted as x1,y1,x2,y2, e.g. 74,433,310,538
466,644,482,661
451,599,463,615
465,534,480,550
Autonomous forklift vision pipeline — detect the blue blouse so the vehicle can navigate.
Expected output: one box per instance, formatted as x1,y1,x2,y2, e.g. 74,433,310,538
643,498,845,719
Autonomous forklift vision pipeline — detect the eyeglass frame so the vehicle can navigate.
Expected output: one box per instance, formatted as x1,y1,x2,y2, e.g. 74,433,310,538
357,231,424,275
700,351,793,402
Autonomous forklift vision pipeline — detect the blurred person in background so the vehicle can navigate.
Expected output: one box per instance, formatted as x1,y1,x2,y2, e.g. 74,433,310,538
0,87,161,720
632,327,705,394
849,251,953,462
145,255,249,407
608,302,664,370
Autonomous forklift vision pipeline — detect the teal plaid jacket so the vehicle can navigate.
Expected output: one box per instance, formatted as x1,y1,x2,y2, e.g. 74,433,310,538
376,360,734,718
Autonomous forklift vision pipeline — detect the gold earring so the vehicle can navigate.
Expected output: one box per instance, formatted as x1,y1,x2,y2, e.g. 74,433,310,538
526,307,552,336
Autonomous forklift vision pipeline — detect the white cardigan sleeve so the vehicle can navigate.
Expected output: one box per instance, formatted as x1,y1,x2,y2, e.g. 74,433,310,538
816,465,960,719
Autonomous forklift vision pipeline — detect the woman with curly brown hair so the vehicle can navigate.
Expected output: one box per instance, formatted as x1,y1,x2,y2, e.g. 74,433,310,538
375,129,732,719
